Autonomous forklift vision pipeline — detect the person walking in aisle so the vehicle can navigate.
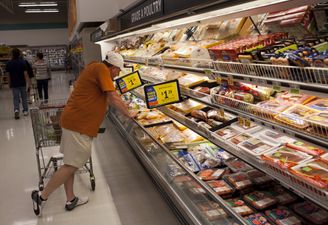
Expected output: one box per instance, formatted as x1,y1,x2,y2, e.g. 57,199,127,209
6,48,31,119
33,53,50,102
22,51,34,104
31,51,137,216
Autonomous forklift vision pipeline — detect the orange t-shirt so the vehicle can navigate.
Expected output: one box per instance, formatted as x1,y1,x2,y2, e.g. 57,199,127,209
60,62,115,137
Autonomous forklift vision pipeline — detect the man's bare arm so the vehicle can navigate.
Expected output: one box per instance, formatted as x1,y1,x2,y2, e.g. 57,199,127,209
24,71,31,88
106,91,135,118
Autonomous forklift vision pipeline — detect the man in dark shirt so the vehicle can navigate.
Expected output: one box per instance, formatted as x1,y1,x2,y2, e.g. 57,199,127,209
6,48,31,119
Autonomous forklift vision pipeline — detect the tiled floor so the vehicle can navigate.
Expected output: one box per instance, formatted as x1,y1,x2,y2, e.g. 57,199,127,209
0,72,180,225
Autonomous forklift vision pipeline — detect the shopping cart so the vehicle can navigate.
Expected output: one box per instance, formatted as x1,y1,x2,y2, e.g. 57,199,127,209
30,99,96,191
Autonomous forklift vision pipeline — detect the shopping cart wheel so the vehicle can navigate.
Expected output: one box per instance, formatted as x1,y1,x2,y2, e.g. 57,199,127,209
39,183,44,191
90,176,96,191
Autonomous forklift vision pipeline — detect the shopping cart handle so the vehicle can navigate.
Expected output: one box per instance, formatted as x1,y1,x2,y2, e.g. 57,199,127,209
98,127,106,133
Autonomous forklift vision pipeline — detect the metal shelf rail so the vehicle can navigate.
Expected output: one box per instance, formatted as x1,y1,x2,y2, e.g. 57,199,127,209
124,57,328,93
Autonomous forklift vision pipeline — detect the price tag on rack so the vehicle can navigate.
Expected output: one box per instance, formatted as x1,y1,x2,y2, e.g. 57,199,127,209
144,80,182,109
290,84,300,95
238,116,245,126
115,70,143,94
227,75,234,86
244,118,251,128
272,81,281,91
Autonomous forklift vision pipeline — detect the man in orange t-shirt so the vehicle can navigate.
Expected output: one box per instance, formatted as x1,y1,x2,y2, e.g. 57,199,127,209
32,52,135,215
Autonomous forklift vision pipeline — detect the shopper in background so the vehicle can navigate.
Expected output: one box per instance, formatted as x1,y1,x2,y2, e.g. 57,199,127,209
31,51,137,216
22,51,34,104
33,52,50,102
5,48,31,119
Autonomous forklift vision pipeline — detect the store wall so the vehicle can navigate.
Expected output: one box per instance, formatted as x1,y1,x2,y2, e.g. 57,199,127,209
0,28,68,46
81,27,102,64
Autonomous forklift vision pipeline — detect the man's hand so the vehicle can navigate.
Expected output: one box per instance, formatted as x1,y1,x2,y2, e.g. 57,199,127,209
129,110,139,119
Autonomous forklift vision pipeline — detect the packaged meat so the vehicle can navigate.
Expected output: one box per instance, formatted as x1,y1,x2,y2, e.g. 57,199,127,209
262,145,313,169
306,99,328,111
207,119,223,128
291,201,328,225
232,92,254,103
173,121,188,131
275,104,319,129
231,121,263,134
290,159,328,189
244,213,273,225
198,168,227,181
306,111,328,128
238,137,278,157
246,169,273,186
190,109,208,121
286,141,326,156
188,180,207,195
225,198,254,216
172,99,205,114
276,92,316,104
178,73,207,87
182,129,204,143
206,180,234,197
193,86,211,95
243,191,278,210
257,129,295,145
265,207,303,225
198,121,212,129
225,159,253,173
197,201,227,221
266,185,298,205
210,148,235,163
207,109,235,122
255,99,291,119
321,153,328,163
215,127,240,140
228,133,253,145
225,172,253,190
179,152,202,172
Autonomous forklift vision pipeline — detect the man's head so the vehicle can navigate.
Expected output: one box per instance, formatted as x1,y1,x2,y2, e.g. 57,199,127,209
103,51,124,79
12,48,21,59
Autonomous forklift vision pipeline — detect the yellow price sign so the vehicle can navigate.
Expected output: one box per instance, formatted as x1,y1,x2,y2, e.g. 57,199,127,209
144,80,182,109
115,71,143,94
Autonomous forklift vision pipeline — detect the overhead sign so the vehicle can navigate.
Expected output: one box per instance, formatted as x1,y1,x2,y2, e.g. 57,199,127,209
120,0,163,30
144,80,182,109
115,71,143,94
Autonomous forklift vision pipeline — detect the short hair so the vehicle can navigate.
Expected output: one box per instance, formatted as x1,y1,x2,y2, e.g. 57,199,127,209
12,48,21,59
37,52,44,59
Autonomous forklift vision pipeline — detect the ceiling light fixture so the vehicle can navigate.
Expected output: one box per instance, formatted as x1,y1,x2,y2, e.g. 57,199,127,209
25,8,59,13
19,2,58,7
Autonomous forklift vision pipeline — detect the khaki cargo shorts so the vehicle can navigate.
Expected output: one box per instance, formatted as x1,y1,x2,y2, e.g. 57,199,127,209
60,128,93,168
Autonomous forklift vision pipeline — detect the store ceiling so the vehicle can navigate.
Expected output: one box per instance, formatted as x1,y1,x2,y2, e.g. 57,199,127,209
0,0,68,29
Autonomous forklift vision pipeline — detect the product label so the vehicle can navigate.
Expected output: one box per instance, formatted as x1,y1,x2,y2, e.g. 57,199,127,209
144,80,182,109
256,198,275,208
115,71,143,94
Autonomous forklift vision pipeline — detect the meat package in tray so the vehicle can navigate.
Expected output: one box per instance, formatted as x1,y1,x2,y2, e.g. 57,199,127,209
224,172,253,191
289,159,328,189
206,180,234,198
244,213,273,225
196,200,228,221
291,201,328,225
265,207,303,225
225,198,254,216
243,191,278,210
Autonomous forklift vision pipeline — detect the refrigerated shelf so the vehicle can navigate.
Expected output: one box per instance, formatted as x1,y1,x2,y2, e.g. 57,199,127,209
130,88,328,211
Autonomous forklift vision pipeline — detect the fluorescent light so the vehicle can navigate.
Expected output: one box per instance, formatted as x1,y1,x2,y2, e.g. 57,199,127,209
25,8,59,13
19,2,58,7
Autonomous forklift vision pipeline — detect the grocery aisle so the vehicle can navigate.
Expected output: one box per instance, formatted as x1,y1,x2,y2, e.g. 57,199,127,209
0,72,180,225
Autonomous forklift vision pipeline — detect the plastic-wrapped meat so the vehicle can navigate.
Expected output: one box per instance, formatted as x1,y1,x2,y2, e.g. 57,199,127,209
191,110,207,121
194,86,211,94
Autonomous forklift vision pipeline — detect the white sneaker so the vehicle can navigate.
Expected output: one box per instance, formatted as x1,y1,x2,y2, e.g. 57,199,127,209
65,196,89,211
23,111,29,116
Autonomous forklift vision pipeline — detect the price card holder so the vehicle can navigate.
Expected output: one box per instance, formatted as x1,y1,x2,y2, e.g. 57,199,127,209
227,75,234,86
144,80,182,109
272,81,281,91
115,70,144,94
290,84,300,95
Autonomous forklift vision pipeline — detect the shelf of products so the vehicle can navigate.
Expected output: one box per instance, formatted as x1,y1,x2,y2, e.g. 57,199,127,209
26,46,67,70
98,1,328,224
110,91,328,225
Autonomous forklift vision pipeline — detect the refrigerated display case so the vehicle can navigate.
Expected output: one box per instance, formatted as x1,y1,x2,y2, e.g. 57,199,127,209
96,0,328,224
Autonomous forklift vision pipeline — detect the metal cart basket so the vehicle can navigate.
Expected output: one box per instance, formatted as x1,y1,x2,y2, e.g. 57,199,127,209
30,100,95,191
